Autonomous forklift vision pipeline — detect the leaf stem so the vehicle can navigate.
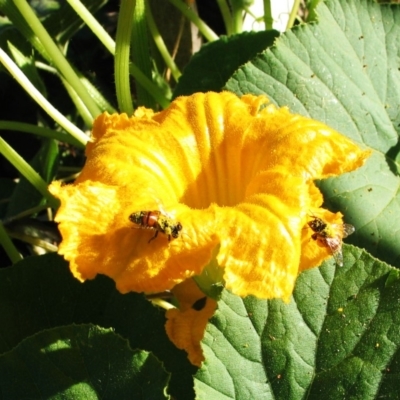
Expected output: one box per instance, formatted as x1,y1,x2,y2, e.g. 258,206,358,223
216,0,233,35
0,121,84,148
13,0,101,118
7,230,58,253
131,0,155,108
263,0,274,30
0,47,89,147
286,0,301,30
230,2,243,34
60,75,94,128
2,205,50,224
115,0,136,115
0,137,59,209
149,298,176,310
146,1,181,82
66,0,116,54
0,221,22,264
66,0,169,108
168,0,219,42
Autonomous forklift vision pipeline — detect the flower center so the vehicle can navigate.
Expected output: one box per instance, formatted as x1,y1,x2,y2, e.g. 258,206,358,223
181,157,257,209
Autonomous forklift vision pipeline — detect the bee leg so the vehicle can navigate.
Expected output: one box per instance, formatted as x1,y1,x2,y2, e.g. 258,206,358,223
148,230,159,243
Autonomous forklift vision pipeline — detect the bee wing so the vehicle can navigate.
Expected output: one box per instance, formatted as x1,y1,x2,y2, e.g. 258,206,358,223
332,248,344,267
342,224,355,238
146,196,173,218
156,203,175,219
325,237,344,267
331,223,355,239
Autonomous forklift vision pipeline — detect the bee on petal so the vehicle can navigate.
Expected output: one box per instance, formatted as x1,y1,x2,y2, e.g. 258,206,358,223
308,216,355,267
129,210,182,243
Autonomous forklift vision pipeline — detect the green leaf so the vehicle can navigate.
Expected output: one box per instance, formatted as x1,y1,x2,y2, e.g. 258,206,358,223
0,0,49,60
0,178,16,218
173,30,280,98
131,0,156,108
320,151,400,266
0,324,170,399
225,0,400,266
8,37,47,97
0,18,33,74
5,139,59,218
196,246,400,399
306,0,324,21
42,0,107,45
0,253,196,399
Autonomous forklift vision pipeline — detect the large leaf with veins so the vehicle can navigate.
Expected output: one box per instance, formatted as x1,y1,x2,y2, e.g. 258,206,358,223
226,0,400,266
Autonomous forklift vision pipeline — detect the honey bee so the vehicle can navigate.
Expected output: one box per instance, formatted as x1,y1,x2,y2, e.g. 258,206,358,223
308,216,355,267
129,210,182,243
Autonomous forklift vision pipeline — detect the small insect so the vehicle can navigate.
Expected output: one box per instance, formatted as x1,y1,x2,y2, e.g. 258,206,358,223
308,216,355,267
129,210,182,243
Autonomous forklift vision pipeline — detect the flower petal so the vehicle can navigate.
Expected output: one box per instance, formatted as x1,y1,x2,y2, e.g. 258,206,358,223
50,92,370,301
165,279,217,366
49,180,218,293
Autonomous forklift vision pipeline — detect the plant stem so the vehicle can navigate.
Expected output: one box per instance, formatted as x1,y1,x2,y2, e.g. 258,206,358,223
0,121,84,148
0,48,89,147
0,137,59,209
0,221,22,264
115,0,136,115
131,0,155,108
66,0,170,108
168,0,219,42
2,205,50,224
230,2,243,34
66,0,116,54
263,0,274,30
146,0,181,82
6,231,58,253
286,0,301,30
216,0,233,35
13,0,101,118
150,298,176,310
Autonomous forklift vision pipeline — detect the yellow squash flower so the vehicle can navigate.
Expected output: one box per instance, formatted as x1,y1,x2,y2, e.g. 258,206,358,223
49,92,370,366
165,279,217,367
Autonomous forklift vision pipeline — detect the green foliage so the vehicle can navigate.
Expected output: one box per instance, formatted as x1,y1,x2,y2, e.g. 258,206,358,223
0,324,170,399
5,139,59,217
42,0,107,45
173,30,280,97
197,246,400,399
226,0,400,267
0,253,195,399
0,0,400,399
